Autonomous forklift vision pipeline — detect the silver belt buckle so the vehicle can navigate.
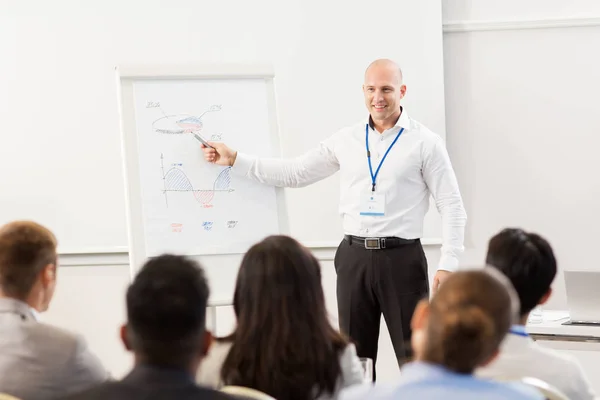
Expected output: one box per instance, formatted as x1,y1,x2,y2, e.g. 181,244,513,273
364,238,381,249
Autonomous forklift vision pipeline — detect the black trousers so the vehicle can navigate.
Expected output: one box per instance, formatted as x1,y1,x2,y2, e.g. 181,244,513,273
334,237,429,380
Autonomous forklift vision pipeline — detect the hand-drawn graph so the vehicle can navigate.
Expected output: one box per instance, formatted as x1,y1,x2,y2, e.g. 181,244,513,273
160,153,234,208
133,78,280,257
152,104,222,135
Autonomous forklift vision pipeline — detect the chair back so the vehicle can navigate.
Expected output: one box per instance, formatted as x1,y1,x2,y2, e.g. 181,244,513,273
220,385,276,400
520,377,570,400
0,394,21,400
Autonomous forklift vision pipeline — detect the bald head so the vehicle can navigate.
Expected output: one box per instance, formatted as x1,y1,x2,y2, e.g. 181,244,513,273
365,59,403,85
362,59,406,131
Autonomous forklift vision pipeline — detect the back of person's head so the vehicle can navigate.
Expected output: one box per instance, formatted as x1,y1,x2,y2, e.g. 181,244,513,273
0,220,57,311
122,254,210,371
411,269,519,374
221,235,348,400
486,228,557,317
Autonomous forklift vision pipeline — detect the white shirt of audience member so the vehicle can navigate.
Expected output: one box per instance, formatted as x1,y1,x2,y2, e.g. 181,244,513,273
477,325,596,400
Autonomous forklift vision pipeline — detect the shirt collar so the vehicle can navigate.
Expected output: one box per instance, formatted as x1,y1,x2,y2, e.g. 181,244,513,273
0,297,38,321
29,306,40,321
400,361,468,383
367,106,410,132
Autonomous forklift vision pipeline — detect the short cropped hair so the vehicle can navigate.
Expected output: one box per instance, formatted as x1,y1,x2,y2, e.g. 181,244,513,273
0,221,57,299
126,254,209,367
486,228,557,316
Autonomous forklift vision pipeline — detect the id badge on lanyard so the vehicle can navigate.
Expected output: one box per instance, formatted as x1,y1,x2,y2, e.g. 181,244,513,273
359,124,404,217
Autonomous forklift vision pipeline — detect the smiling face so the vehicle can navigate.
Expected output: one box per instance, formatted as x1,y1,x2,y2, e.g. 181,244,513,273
363,59,406,130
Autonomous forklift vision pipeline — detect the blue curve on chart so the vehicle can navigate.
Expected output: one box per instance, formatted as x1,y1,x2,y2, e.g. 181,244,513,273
213,168,232,191
164,168,193,191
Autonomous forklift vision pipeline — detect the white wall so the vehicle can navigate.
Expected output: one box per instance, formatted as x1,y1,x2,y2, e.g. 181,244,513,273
441,0,600,310
441,0,600,392
0,0,447,252
443,0,600,22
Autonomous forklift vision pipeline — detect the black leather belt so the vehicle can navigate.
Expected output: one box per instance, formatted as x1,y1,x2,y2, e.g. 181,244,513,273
344,235,417,249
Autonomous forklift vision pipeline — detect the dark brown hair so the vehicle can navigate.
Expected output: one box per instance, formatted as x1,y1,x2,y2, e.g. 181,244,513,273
0,221,57,299
422,269,517,374
220,235,349,400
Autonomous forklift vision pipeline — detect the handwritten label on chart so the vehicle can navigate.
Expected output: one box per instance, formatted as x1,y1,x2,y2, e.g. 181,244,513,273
146,101,161,108
202,221,213,231
171,223,183,233
227,220,238,228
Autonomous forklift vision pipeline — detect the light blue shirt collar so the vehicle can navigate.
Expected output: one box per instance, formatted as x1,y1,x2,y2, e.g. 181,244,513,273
401,361,470,382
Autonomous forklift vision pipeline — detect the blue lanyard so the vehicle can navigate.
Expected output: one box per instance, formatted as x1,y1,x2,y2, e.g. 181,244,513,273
509,325,529,337
366,124,404,192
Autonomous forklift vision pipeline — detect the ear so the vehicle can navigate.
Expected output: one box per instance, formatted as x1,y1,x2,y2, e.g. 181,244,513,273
41,264,56,287
400,84,407,99
479,349,500,367
201,330,213,357
539,288,552,305
411,299,429,331
120,324,132,351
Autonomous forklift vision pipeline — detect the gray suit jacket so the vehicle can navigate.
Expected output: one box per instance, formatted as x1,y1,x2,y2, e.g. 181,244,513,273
0,298,109,400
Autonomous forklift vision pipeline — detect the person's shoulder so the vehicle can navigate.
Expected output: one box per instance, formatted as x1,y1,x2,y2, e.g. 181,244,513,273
338,342,357,358
406,116,443,144
472,375,544,400
343,119,368,131
530,342,593,386
319,120,364,151
28,320,83,349
329,120,365,138
57,381,125,400
501,381,546,400
519,340,589,377
530,340,581,366
60,381,237,400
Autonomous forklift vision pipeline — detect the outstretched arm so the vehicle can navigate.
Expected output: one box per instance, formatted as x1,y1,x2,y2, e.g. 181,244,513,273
202,140,340,188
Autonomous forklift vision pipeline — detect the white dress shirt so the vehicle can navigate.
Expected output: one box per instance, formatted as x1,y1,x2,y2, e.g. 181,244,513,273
232,109,467,271
476,326,596,400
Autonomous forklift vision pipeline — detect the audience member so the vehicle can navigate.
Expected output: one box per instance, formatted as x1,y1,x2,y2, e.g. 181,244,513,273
477,228,596,400
61,254,234,400
0,220,108,400
196,235,364,400
339,269,543,400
